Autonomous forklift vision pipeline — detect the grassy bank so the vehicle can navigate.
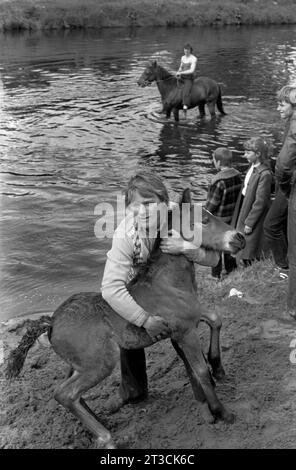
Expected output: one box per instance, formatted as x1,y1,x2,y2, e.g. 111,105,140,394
0,0,296,32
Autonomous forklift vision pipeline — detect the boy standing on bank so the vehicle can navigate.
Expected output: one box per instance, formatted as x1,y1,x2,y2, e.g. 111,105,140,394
205,147,242,278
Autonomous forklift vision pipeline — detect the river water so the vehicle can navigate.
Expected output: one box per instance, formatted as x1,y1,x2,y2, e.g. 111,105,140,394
0,25,296,321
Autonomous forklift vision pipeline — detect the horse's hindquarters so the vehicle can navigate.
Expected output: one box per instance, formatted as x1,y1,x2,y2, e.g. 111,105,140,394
50,292,154,372
50,293,117,371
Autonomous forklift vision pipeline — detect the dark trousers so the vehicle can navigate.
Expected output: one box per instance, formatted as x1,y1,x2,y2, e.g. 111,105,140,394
182,75,194,107
212,252,237,278
119,347,148,402
263,189,288,268
288,184,296,311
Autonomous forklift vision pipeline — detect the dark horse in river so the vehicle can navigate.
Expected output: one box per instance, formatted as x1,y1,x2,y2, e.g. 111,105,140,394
137,61,226,122
6,189,245,449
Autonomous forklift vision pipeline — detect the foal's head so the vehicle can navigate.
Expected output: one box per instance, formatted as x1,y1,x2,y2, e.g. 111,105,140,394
176,188,245,255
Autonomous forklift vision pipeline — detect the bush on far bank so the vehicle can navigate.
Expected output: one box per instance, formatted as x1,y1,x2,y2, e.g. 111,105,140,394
0,0,296,31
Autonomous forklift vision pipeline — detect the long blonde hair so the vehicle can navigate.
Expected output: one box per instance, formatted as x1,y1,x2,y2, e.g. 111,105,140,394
277,85,296,106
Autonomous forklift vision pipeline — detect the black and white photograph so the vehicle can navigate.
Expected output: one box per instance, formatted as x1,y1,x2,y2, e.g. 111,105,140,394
0,0,296,452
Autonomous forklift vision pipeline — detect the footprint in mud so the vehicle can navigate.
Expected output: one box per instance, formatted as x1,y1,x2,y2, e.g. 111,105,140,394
282,376,296,393
229,399,254,424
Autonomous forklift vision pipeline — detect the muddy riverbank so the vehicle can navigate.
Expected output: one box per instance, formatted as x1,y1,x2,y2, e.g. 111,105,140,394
1,260,296,449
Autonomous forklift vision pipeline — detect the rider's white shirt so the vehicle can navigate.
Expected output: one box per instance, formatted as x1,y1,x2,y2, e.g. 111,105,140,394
180,54,198,74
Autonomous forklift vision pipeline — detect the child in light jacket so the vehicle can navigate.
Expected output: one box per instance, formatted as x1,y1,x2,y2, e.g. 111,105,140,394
232,137,272,264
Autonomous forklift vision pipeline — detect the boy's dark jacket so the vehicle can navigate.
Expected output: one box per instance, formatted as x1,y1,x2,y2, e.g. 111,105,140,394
205,168,242,223
275,115,296,197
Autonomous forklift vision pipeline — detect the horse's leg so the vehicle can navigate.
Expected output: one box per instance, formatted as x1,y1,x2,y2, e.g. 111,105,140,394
66,366,74,379
166,108,172,119
177,329,235,423
171,339,215,423
54,365,117,449
207,101,216,118
173,108,179,122
200,311,226,381
198,103,206,118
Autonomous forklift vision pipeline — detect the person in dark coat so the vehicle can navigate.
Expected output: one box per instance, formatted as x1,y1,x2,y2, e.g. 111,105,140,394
232,137,272,264
275,85,296,319
205,147,242,278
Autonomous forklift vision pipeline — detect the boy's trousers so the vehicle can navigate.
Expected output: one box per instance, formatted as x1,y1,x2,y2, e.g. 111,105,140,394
119,348,148,403
263,189,288,268
288,184,296,312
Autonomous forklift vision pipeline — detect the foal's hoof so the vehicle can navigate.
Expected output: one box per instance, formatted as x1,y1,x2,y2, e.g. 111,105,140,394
94,438,117,449
220,407,236,424
212,366,226,382
198,402,215,424
106,396,126,414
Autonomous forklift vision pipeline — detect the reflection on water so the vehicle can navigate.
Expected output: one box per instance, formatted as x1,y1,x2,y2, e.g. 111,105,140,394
0,26,296,320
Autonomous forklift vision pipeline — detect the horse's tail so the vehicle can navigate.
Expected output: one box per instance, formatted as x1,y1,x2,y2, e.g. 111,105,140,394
5,315,52,379
216,83,227,115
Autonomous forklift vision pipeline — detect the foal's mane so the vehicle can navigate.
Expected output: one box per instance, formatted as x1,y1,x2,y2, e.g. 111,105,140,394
127,233,164,289
127,209,189,288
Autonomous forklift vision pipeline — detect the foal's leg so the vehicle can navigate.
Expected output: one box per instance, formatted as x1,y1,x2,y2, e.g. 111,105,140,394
54,365,117,448
66,366,74,379
166,108,172,119
177,329,235,423
171,339,215,423
200,311,226,381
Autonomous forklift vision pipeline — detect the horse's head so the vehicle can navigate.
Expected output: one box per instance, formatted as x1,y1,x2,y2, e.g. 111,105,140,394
137,61,158,87
175,188,245,255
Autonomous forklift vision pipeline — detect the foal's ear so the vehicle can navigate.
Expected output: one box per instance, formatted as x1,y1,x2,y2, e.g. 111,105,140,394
152,60,157,67
180,188,191,205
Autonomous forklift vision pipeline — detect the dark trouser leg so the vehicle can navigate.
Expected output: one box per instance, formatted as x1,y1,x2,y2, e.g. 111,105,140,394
263,189,289,268
224,253,237,274
287,185,296,313
182,76,193,108
211,253,222,278
119,348,148,402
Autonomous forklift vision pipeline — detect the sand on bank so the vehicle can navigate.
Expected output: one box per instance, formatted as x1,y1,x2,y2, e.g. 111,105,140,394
1,260,296,449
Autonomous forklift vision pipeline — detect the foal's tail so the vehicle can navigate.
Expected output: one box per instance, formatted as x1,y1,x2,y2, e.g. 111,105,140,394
5,315,52,379
216,83,227,115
